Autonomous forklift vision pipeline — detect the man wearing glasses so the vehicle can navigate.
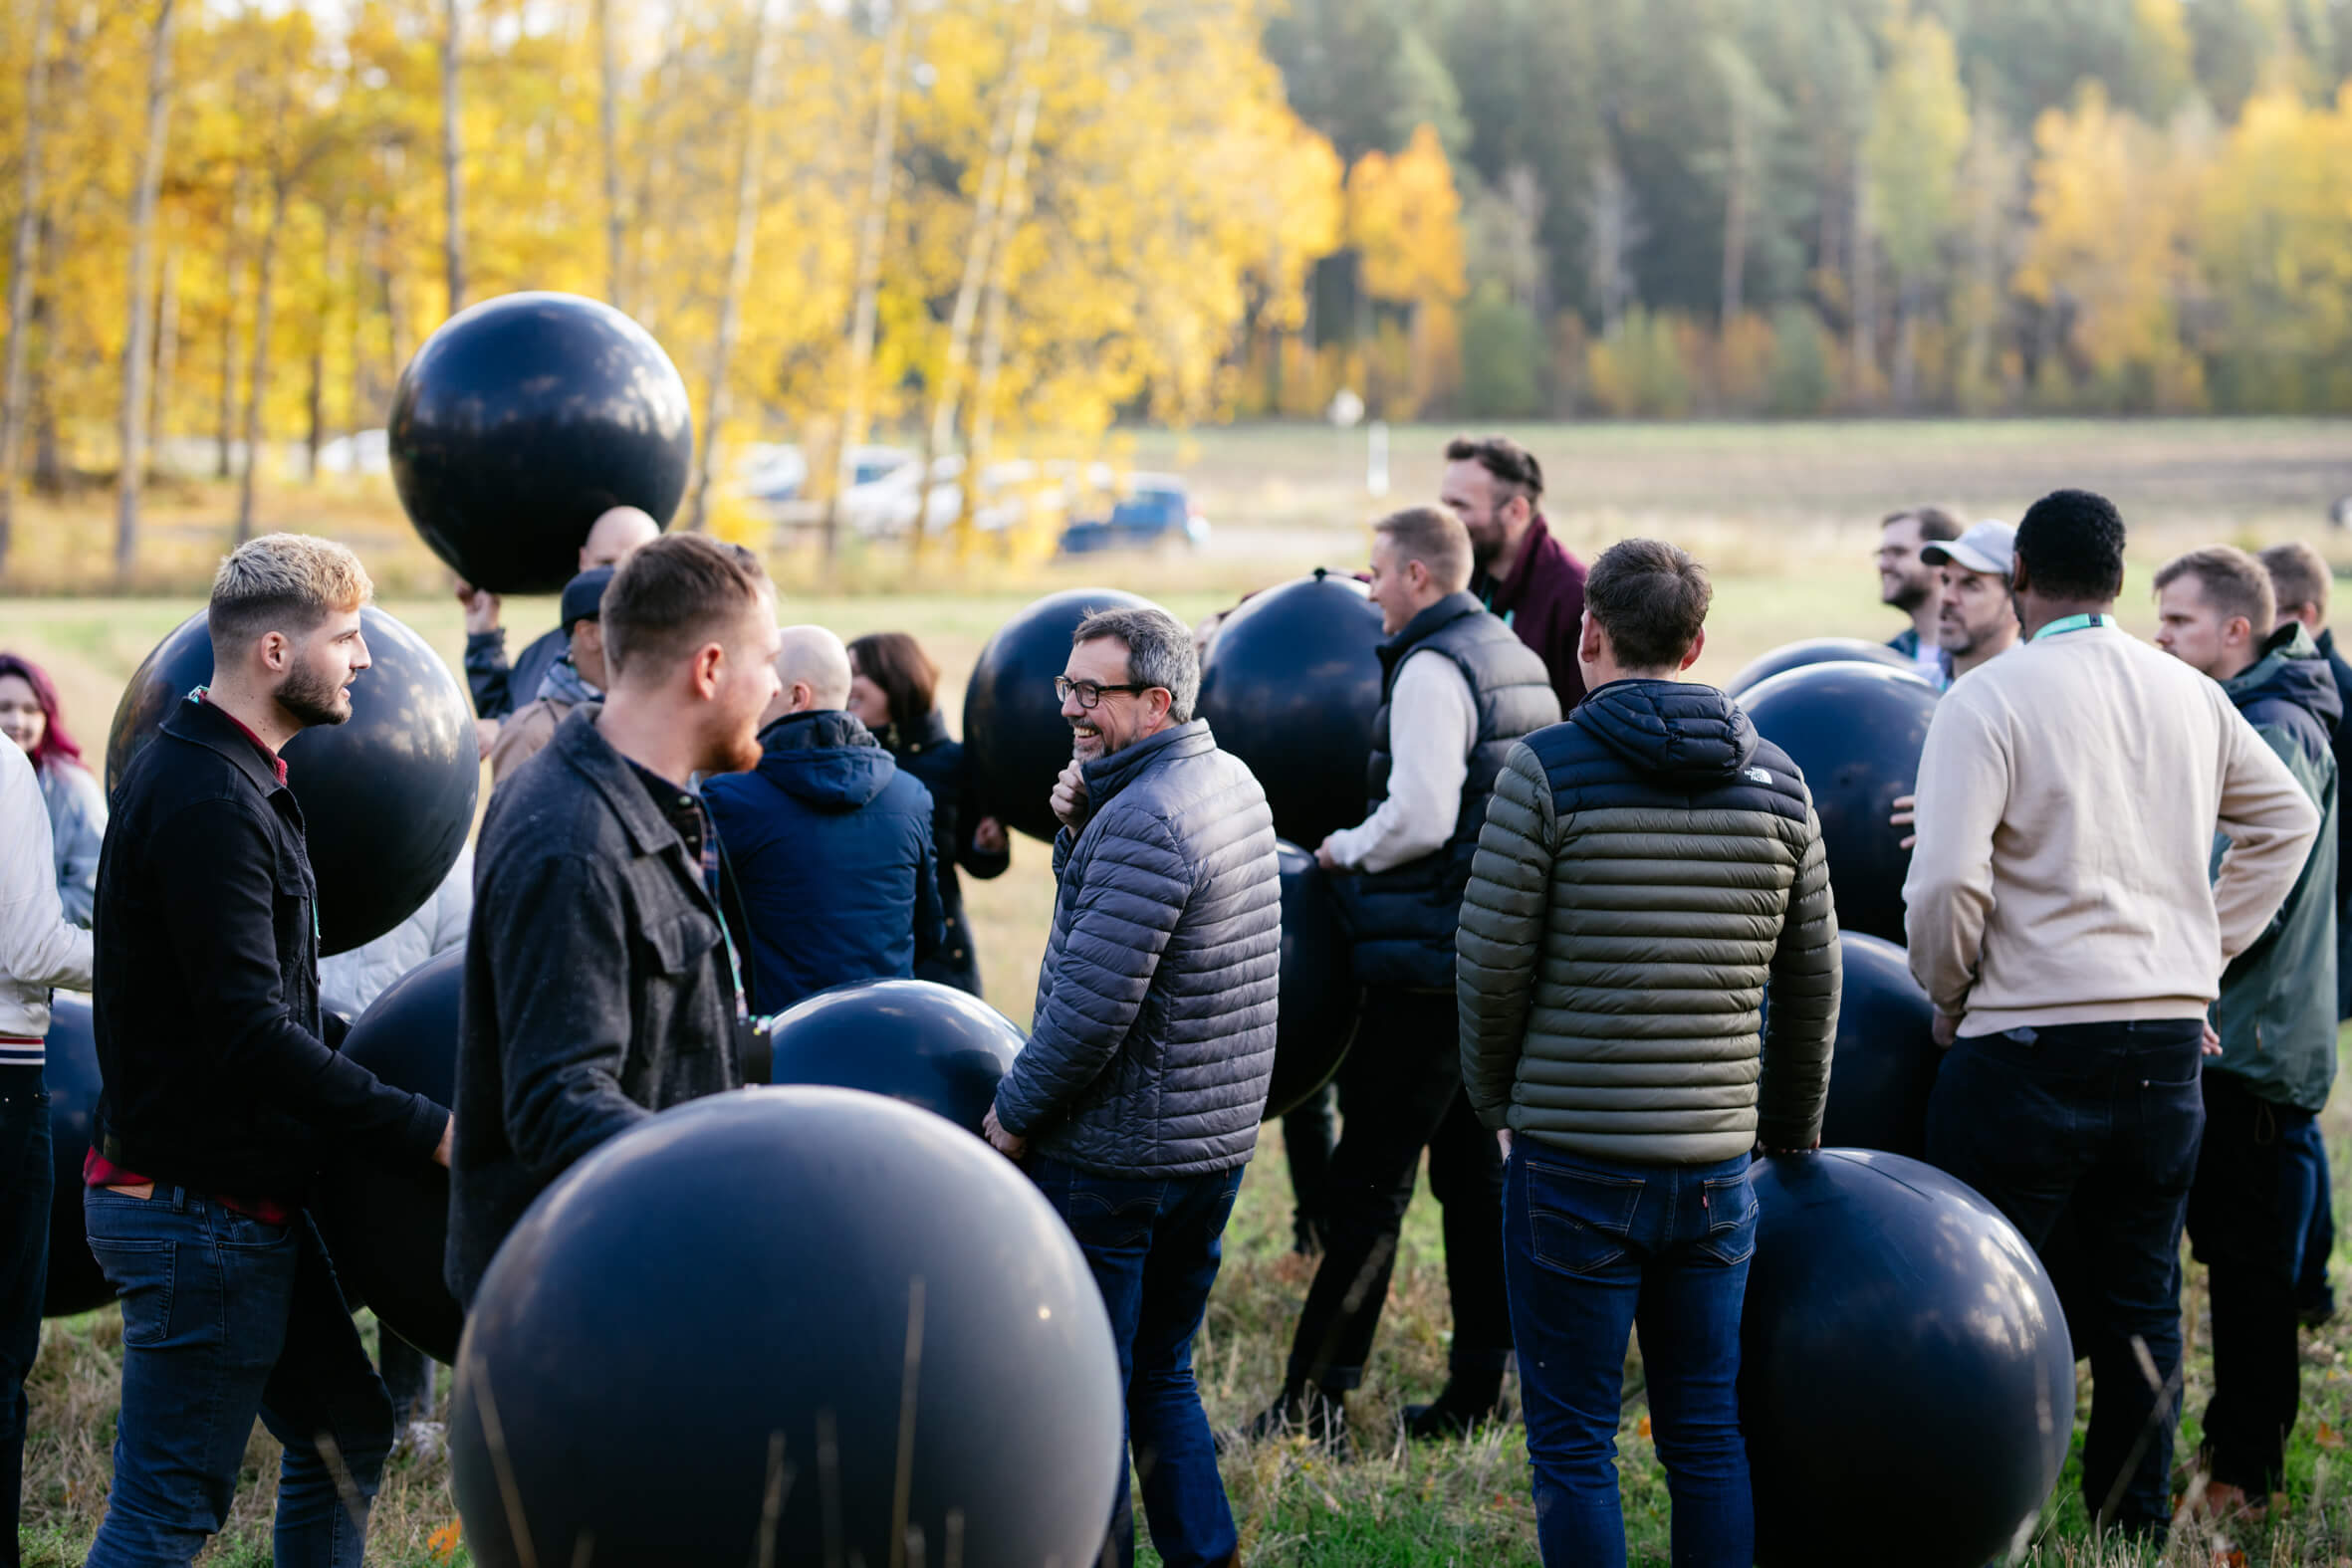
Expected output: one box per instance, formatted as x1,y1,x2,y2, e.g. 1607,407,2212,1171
1244,505,1559,1453
983,604,1281,1568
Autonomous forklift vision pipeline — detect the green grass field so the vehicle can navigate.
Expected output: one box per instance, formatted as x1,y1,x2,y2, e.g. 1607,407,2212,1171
9,416,2352,1564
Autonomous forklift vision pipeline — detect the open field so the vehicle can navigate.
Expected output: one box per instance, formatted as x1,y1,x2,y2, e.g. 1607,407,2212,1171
10,417,2352,1565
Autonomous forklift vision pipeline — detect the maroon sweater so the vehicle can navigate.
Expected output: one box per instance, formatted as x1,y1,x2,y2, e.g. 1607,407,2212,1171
1481,513,1589,714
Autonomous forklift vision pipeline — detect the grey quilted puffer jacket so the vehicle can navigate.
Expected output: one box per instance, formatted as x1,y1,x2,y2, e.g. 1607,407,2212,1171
1457,679,1840,1163
994,719,1282,1177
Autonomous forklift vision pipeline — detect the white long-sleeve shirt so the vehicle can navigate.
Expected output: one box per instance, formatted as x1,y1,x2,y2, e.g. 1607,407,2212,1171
1325,650,1476,873
1,734,96,1057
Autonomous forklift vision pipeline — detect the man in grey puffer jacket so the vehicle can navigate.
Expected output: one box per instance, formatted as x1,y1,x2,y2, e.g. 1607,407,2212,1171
984,604,1279,1568
1458,539,1838,1568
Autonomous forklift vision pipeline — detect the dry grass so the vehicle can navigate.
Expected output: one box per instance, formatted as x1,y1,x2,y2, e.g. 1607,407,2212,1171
11,416,2352,1564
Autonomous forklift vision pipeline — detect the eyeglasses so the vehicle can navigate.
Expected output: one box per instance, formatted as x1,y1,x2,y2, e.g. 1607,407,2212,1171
1056,677,1154,710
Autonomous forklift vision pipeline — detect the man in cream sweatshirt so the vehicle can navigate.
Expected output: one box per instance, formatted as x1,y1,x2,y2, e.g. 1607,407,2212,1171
1905,489,2318,1541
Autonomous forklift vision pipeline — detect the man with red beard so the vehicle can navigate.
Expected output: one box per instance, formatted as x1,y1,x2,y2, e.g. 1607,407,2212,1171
447,534,782,1305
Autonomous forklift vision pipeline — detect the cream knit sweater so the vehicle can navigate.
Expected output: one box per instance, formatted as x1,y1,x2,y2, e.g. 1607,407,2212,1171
1904,621,2317,1036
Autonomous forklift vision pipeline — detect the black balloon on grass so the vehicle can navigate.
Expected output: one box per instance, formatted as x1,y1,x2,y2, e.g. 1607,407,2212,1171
1742,1150,2073,1568
1739,661,1939,945
1264,839,1357,1121
41,997,112,1319
1197,570,1384,848
963,586,1164,843
389,292,692,594
449,1087,1124,1568
761,978,1024,1135
1725,637,1917,699
311,948,464,1363
105,605,479,956
1817,932,1943,1159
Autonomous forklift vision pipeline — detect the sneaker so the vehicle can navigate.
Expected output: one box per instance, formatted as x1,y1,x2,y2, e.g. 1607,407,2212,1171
1401,1383,1512,1441
1220,1386,1352,1459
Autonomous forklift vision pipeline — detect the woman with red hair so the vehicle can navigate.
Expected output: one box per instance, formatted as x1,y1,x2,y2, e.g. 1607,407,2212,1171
0,654,106,927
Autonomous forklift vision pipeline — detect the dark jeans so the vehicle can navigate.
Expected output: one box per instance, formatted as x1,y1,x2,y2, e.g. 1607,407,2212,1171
1503,1144,1756,1568
1031,1156,1246,1568
2187,1069,2317,1494
2285,1116,2335,1318
1282,1080,1337,1251
82,1188,394,1568
1925,1017,2206,1536
1,1067,50,1568
1286,988,1511,1391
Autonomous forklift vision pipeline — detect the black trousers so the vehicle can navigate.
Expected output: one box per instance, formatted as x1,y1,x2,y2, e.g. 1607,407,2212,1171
1284,988,1511,1391
1282,1081,1338,1250
2187,1068,2317,1496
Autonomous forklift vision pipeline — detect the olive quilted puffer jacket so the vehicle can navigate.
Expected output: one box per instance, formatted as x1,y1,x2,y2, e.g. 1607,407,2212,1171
994,719,1282,1177
1456,679,1840,1163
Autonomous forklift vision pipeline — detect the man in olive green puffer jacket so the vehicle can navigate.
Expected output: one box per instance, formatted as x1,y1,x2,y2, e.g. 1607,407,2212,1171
1456,538,1840,1568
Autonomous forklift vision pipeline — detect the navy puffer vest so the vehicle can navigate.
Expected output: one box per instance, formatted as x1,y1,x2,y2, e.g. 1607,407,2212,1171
1335,590,1559,991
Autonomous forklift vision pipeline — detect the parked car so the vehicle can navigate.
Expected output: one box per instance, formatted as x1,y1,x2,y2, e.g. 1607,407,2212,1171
1058,474,1207,555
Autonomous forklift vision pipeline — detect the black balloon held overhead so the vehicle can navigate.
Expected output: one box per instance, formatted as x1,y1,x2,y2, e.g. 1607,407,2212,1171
1198,570,1385,849
1742,1150,2073,1568
42,997,111,1319
964,586,1166,843
1265,839,1358,1121
761,978,1025,1135
1817,932,1944,1160
1724,636,1918,699
449,1088,1125,1568
106,605,480,955
1738,661,1939,945
389,292,692,594
310,949,464,1364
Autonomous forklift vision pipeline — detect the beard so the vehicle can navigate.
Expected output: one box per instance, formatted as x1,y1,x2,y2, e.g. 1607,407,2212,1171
1883,578,1931,613
1069,717,1109,761
276,660,352,727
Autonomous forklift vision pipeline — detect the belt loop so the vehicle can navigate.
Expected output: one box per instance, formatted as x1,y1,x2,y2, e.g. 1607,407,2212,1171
170,1186,190,1214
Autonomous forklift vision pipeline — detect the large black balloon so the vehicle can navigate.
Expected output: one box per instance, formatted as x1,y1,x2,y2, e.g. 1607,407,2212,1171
106,606,480,956
963,587,1164,843
389,292,692,593
311,949,463,1363
1818,932,1943,1159
762,979,1024,1135
1725,636,1917,698
1739,661,1939,945
1197,570,1384,848
1266,839,1357,1120
450,1088,1123,1568
1742,1150,2073,1568
42,997,112,1319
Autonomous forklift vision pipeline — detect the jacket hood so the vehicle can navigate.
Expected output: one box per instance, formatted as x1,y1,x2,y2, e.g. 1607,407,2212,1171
754,710,898,811
1576,679,1758,783
2227,624,2345,734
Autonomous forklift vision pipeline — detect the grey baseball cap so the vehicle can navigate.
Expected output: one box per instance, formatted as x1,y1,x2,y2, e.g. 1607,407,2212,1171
1921,520,2017,580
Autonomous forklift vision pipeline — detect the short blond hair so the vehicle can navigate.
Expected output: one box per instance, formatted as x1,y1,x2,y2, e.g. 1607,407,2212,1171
1374,505,1472,593
2259,541,2331,622
2155,545,2275,638
208,534,373,651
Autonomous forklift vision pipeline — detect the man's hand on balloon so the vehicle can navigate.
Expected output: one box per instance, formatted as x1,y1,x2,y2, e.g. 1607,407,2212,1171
1314,837,1340,871
455,580,502,637
1889,793,1918,851
972,816,1008,856
981,1104,1027,1162
1051,764,1089,829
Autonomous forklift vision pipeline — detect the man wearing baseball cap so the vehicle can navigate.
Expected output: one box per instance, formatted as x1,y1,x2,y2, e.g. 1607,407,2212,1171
486,566,616,787
1920,520,2022,689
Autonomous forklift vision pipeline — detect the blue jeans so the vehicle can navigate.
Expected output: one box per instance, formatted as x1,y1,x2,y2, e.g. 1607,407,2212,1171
82,1188,394,1568
2284,1116,2335,1316
0,1067,50,1568
1926,1018,2205,1536
1031,1156,1245,1568
1503,1145,1757,1568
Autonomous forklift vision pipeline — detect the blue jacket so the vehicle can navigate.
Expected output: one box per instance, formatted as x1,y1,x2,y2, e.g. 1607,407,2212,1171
704,710,944,1012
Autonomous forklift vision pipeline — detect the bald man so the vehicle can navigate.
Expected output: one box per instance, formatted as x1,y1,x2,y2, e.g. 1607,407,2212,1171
702,625,945,1009
459,507,662,724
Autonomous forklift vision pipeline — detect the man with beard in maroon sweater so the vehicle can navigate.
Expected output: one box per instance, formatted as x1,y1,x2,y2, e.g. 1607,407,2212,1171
1442,435,1590,715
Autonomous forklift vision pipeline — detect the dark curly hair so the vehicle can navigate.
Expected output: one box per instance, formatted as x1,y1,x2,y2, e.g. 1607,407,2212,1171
2015,489,2127,602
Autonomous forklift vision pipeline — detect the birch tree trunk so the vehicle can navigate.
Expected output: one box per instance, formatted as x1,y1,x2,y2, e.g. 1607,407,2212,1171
441,0,465,319
823,5,910,557
0,0,59,573
682,0,778,534
954,68,1044,548
236,172,292,544
150,252,180,475
597,0,625,308
215,165,250,479
114,0,179,579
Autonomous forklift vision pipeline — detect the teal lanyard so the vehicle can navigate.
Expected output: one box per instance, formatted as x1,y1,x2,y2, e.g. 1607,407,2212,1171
2032,612,2109,641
